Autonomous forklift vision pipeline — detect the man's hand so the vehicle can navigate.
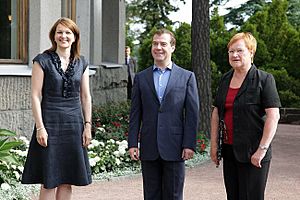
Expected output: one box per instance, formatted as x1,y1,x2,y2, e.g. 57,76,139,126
129,147,140,161
182,148,194,160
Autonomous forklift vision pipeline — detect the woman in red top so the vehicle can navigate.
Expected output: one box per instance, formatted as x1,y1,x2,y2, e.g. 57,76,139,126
210,32,281,200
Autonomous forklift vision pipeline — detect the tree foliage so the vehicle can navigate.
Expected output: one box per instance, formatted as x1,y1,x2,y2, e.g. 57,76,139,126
223,0,270,28
241,0,300,79
126,0,185,42
173,23,192,70
209,0,300,107
126,0,300,108
210,7,233,73
287,0,300,30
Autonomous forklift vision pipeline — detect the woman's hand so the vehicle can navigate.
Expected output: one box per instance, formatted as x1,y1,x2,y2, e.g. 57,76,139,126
82,124,92,147
251,149,267,168
210,107,220,167
36,128,48,147
210,146,220,166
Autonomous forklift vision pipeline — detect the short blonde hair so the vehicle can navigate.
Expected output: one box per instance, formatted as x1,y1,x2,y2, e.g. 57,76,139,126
227,32,257,60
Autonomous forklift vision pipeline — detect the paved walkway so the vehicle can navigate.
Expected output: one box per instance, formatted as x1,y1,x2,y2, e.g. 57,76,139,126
72,124,300,200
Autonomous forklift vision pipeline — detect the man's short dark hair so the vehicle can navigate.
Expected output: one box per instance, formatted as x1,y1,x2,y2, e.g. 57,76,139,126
153,28,176,46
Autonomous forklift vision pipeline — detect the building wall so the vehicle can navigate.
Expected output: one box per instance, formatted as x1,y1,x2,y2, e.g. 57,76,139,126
0,76,33,136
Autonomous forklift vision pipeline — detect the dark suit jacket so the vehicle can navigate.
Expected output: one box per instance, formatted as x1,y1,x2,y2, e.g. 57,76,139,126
214,65,281,162
128,63,199,161
127,57,137,85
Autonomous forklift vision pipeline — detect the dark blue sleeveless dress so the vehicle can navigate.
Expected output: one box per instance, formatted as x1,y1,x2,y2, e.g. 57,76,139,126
21,51,92,189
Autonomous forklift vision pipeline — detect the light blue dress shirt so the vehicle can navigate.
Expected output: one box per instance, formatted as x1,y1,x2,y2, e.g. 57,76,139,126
153,63,172,103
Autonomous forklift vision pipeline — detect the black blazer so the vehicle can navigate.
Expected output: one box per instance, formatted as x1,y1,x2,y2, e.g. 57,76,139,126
127,57,137,85
214,65,281,163
128,63,199,161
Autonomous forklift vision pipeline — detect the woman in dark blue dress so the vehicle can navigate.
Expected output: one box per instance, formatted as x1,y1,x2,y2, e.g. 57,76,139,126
22,17,92,199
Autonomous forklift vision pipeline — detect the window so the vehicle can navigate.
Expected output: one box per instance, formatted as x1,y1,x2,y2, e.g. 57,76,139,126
62,0,77,22
0,0,28,64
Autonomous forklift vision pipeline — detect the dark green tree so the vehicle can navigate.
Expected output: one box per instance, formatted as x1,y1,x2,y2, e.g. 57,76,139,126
223,0,270,28
210,7,233,74
137,27,157,71
264,68,300,107
213,0,300,30
173,23,192,71
242,0,300,78
126,0,185,41
287,0,300,30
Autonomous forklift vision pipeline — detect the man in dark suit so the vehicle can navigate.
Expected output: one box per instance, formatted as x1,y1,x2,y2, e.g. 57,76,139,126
128,29,199,200
125,46,137,99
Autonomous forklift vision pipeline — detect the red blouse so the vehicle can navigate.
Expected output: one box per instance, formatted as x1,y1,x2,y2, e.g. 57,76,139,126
224,87,240,144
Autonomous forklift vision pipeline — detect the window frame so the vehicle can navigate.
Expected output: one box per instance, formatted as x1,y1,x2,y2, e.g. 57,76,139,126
62,0,77,22
0,0,28,64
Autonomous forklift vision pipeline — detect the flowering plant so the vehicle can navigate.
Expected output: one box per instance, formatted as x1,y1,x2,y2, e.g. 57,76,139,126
0,130,36,200
0,129,26,186
88,139,138,174
92,102,130,141
196,132,209,154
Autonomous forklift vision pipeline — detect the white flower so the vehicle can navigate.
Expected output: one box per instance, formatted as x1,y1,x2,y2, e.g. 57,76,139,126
99,141,105,146
115,158,121,165
113,151,120,157
94,156,101,163
91,139,100,147
109,139,115,143
1,183,11,191
19,136,30,146
88,143,95,149
118,148,126,156
14,171,20,179
19,150,28,157
11,149,27,157
97,127,106,133
118,140,128,147
89,158,97,167
88,150,94,154
17,166,24,172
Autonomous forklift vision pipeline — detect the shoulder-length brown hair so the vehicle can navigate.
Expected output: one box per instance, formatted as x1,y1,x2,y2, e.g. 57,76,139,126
46,17,81,59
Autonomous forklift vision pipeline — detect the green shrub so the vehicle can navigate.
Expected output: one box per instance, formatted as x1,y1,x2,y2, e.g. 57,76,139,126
0,129,37,199
0,129,24,185
92,101,130,141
